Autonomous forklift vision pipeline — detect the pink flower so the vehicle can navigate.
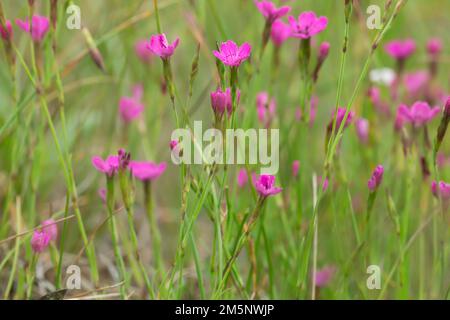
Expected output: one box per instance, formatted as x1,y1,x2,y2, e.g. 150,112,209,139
319,41,330,60
397,101,440,127
427,38,442,57
92,154,120,177
394,107,407,131
368,87,390,115
384,39,416,60
253,174,282,197
356,118,369,143
368,165,384,192
119,84,145,122
0,20,12,41
41,219,58,241
314,266,335,287
16,15,49,42
135,39,154,63
148,33,179,59
292,160,300,177
256,92,276,127
431,181,450,200
170,140,178,150
31,230,51,253
403,71,429,96
270,20,291,47
237,169,248,188
255,1,291,23
129,161,166,181
213,40,251,67
328,107,354,132
210,87,239,116
288,11,328,39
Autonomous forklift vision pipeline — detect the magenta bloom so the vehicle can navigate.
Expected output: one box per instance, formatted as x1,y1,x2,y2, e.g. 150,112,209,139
403,71,429,96
356,118,369,143
148,34,179,59
385,39,416,60
0,20,12,41
237,169,248,188
92,155,120,177
292,160,300,178
31,230,51,253
213,40,251,67
253,174,282,197
329,107,354,131
256,92,276,127
16,15,49,43
397,101,440,128
288,11,328,39
270,20,291,47
41,219,58,241
368,165,384,192
431,181,450,200
255,1,291,23
170,140,178,151
427,38,442,57
319,41,330,59
135,39,154,63
129,161,166,181
444,96,450,116
119,84,145,122
314,266,335,287
210,87,238,116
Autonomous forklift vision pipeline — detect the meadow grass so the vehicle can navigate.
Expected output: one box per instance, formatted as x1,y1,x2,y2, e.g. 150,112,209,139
0,0,448,300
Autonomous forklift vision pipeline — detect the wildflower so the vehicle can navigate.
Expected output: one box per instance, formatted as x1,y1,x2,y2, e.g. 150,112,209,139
403,71,429,97
210,87,240,117
16,15,49,42
119,84,145,122
0,20,12,41
397,101,440,128
92,154,120,177
31,230,51,253
129,161,166,181
356,118,369,143
314,266,335,287
135,39,154,63
328,107,354,132
384,39,416,61
288,11,328,39
368,165,384,192
148,33,179,60
41,219,58,241
426,38,442,57
253,174,282,197
213,40,252,67
431,181,450,200
255,1,290,24
292,160,300,178
170,140,178,151
256,92,276,127
237,169,248,188
312,41,330,82
270,20,291,47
